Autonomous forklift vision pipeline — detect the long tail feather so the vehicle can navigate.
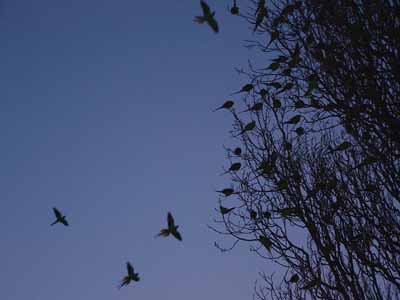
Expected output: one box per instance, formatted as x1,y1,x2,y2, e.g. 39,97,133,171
194,16,205,24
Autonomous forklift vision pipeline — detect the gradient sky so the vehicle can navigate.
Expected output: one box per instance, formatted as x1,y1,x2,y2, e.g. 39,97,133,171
0,1,274,299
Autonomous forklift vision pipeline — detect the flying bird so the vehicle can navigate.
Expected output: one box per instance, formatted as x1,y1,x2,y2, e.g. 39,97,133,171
119,262,140,289
156,212,182,241
194,1,219,33
51,207,69,226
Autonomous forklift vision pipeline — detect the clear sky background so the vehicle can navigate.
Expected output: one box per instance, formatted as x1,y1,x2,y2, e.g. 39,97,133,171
0,1,273,299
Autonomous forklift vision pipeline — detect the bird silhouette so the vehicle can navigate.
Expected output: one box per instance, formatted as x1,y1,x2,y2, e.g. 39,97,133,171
231,83,254,95
301,278,320,290
288,274,300,283
233,147,242,156
249,209,257,220
51,207,69,226
221,162,241,175
285,114,301,124
259,235,272,251
255,0,266,15
220,205,235,215
213,100,234,112
194,1,219,33
156,212,182,241
230,0,239,15
295,127,305,136
238,120,256,135
254,5,267,32
329,141,352,153
216,188,235,197
119,262,140,289
240,102,263,113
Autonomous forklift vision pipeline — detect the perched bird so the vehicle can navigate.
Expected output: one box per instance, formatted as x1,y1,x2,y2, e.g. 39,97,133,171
259,235,272,251
328,141,352,153
213,100,234,112
254,5,267,32
51,207,69,226
233,147,242,156
263,211,271,219
295,127,305,136
278,206,301,217
194,1,219,33
285,114,301,124
238,120,256,135
249,209,257,220
240,102,263,113
255,0,266,15
119,262,140,289
288,274,300,283
220,205,235,215
221,162,241,175
230,0,239,15
216,188,235,197
231,83,254,95
156,212,182,241
301,278,320,290
273,99,282,108
258,89,268,99
294,100,306,109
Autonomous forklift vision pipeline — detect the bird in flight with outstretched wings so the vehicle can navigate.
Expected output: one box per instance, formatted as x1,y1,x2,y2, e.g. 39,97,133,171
156,212,182,241
194,1,219,33
51,207,69,226
119,262,140,289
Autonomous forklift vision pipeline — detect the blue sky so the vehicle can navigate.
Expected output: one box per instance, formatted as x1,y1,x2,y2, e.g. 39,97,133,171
0,1,273,299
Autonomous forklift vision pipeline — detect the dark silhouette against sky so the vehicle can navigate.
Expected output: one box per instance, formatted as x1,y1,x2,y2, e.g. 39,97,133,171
0,1,269,300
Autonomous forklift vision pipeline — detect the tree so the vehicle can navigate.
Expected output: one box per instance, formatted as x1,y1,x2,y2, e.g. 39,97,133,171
212,1,400,299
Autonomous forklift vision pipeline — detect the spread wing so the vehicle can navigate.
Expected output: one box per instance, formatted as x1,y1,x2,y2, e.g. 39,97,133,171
207,17,219,33
127,262,134,277
172,229,182,241
53,207,62,219
167,212,175,229
200,1,211,16
119,276,130,289
60,218,69,226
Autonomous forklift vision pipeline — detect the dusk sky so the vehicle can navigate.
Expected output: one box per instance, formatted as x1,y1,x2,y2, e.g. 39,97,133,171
0,1,275,300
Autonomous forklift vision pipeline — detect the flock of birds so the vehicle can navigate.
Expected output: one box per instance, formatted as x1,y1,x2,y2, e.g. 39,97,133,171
48,1,241,291
50,208,182,288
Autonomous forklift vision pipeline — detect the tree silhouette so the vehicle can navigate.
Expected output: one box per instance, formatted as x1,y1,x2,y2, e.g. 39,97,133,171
212,1,400,299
